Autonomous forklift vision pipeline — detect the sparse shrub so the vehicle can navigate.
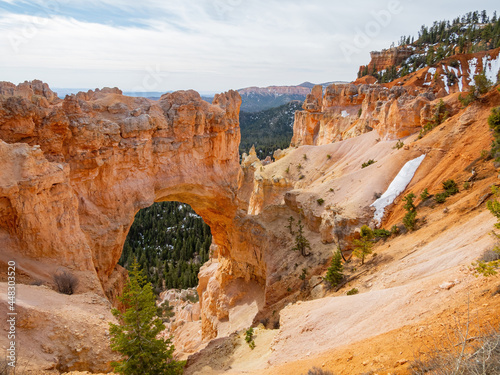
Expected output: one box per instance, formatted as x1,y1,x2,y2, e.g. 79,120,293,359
373,192,382,200
303,154,307,160
181,292,199,303
373,228,391,239
324,248,344,287
299,268,307,281
53,270,79,295
353,225,373,265
480,149,490,159
157,300,175,323
463,181,471,190
393,140,404,150
326,154,332,159
299,175,305,180
403,193,417,212
434,192,447,204
458,91,477,107
442,179,459,196
286,216,296,235
304,367,335,375
346,288,359,296
297,163,302,170
473,185,500,276
434,179,459,204
317,198,325,205
458,72,493,108
358,108,362,117
329,188,334,192
245,327,256,350
362,159,376,168
475,255,499,277
391,225,400,235
420,188,430,200
488,107,500,161
486,186,500,227
403,193,417,231
474,71,493,95
403,210,417,230
285,166,290,174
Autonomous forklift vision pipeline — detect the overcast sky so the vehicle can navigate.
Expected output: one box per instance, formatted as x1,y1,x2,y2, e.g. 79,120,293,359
0,1,498,94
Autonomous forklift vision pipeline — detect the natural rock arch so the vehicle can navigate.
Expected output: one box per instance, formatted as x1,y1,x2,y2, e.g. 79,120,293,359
0,81,252,291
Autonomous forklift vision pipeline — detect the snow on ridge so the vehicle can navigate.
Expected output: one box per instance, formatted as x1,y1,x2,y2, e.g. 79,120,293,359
468,58,478,83
423,67,436,86
483,54,500,84
447,66,463,92
440,74,450,94
370,154,426,226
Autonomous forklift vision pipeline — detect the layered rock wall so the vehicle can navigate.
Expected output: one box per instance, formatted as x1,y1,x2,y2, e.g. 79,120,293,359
358,47,414,76
291,83,435,146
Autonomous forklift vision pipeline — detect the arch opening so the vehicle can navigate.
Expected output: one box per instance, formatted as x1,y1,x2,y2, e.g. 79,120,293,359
119,201,212,294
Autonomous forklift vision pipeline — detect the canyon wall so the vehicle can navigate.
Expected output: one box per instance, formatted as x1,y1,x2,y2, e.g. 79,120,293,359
0,81,251,304
292,48,500,147
358,47,414,76
291,83,434,146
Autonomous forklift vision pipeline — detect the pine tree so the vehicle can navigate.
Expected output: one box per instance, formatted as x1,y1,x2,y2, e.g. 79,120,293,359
324,248,344,287
352,225,373,265
109,260,184,375
292,219,311,257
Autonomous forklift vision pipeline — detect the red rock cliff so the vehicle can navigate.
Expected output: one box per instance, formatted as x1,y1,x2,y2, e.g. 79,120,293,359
358,47,414,76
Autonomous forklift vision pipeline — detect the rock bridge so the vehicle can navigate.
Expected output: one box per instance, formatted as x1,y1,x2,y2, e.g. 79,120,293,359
0,80,267,338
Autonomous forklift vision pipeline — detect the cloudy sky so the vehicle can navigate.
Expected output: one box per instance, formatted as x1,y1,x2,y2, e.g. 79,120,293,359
0,1,498,94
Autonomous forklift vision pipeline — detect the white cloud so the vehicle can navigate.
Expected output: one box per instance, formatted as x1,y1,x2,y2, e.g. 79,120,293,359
0,1,498,92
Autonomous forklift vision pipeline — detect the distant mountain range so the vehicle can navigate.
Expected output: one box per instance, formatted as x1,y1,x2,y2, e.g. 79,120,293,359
237,82,346,112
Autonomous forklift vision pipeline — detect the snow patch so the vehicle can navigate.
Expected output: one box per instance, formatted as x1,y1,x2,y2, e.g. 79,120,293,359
440,74,450,94
370,154,426,225
447,66,463,92
483,54,500,84
468,58,478,83
423,67,436,86
341,110,349,118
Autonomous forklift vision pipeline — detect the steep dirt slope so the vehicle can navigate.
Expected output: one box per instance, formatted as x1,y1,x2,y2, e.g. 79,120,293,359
0,283,117,372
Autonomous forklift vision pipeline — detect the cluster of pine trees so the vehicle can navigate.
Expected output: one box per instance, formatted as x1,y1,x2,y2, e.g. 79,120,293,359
239,101,301,159
119,202,211,292
364,11,500,83
407,10,500,50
